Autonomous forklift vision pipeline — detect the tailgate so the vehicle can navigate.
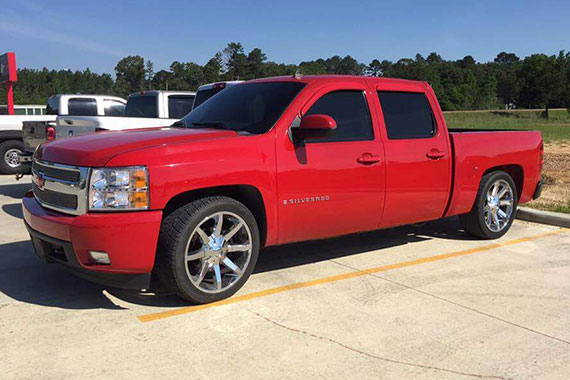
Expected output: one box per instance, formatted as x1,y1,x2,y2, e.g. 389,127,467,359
55,116,98,140
22,121,48,153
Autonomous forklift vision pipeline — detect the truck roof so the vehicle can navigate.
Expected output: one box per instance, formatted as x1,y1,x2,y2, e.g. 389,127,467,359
248,74,430,90
49,94,126,101
129,91,196,97
197,81,244,91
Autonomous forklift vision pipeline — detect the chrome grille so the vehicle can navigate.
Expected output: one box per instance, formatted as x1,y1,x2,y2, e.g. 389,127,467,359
33,160,80,182
32,159,90,215
32,182,78,209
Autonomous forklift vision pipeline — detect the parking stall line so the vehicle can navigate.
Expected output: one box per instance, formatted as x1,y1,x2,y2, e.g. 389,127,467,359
138,228,568,323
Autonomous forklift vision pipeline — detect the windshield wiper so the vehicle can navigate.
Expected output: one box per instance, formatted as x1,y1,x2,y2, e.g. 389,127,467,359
170,120,186,128
190,121,230,130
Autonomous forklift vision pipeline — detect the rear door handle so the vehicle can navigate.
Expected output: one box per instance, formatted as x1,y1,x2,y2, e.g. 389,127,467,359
426,149,446,160
357,154,381,165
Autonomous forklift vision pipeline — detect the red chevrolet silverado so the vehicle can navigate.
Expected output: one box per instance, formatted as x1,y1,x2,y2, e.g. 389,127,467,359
22,75,543,303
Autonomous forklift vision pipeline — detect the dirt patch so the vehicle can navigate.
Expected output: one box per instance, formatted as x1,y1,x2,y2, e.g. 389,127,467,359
527,143,570,211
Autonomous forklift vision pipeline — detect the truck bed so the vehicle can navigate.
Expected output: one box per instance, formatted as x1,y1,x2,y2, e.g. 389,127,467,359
445,129,542,217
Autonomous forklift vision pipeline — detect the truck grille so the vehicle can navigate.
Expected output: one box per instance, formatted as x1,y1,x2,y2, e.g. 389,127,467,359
32,182,78,209
32,159,90,215
32,160,81,182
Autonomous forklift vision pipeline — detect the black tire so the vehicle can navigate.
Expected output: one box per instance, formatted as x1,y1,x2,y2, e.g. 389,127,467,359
156,196,260,304
0,140,26,175
459,171,518,239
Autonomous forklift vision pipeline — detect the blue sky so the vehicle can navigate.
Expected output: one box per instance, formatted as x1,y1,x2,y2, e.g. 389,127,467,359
1,0,569,74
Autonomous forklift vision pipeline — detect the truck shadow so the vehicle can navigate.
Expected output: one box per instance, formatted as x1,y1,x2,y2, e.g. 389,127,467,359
0,181,31,200
0,240,125,310
0,217,472,310
2,203,23,219
254,217,472,274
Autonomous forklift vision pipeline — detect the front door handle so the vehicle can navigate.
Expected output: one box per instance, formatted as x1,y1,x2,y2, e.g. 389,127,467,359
426,149,446,160
357,153,381,165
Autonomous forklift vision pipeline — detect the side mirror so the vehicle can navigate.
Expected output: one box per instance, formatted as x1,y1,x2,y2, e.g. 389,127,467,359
291,114,337,142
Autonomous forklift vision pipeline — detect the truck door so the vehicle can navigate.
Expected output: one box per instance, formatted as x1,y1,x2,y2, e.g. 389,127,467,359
375,87,451,228
276,82,385,244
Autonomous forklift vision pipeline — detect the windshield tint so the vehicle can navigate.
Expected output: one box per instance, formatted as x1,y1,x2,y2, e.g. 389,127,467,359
124,95,158,118
181,82,305,134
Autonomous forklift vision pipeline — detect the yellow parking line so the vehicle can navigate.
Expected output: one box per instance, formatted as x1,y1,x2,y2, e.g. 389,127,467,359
138,228,568,323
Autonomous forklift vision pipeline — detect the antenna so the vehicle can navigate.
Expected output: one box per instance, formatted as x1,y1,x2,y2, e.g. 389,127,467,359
294,69,303,79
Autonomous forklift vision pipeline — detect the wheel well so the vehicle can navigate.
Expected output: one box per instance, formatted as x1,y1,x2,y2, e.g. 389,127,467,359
162,185,268,247
483,164,524,201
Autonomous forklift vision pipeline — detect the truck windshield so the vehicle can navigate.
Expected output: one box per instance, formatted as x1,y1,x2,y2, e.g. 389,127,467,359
124,95,158,118
180,82,305,134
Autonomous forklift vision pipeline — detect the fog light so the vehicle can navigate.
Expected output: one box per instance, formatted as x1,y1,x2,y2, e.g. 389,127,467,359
89,251,111,265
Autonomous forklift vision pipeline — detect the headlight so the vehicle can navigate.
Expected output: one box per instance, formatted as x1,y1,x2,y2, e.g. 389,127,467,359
88,167,149,211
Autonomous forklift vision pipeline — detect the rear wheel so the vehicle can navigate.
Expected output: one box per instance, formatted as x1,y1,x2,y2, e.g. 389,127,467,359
156,196,260,304
0,140,26,175
460,171,517,239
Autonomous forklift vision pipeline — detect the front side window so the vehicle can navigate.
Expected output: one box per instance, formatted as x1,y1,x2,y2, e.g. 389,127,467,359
378,91,436,139
304,90,374,142
168,95,195,119
104,100,126,116
68,98,97,116
124,95,158,118
181,82,305,135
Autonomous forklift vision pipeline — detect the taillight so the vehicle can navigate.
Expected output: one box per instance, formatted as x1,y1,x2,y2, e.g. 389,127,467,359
213,82,226,90
46,124,56,141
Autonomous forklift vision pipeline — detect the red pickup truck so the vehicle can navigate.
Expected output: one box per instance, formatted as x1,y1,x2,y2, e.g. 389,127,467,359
23,75,543,303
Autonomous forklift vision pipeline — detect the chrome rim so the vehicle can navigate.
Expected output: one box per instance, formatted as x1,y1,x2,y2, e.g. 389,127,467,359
184,211,252,293
4,148,21,168
484,179,514,232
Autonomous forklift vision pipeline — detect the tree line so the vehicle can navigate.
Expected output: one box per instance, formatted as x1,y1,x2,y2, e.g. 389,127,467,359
3,42,570,116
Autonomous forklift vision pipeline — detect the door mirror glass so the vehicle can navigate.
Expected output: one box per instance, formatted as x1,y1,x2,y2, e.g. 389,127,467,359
292,114,337,142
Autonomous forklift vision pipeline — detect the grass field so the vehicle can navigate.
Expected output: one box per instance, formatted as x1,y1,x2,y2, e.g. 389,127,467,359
444,109,570,143
444,109,570,214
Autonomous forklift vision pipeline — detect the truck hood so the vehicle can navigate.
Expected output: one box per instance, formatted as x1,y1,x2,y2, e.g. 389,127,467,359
36,127,239,167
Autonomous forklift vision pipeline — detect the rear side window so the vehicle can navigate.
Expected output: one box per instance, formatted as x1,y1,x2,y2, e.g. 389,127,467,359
46,97,60,115
104,100,125,116
124,95,158,118
304,90,374,142
168,95,195,119
193,88,223,109
378,91,436,139
68,98,98,116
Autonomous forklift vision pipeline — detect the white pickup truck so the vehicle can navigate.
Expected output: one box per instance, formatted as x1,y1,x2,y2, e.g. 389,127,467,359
19,94,126,172
54,91,196,138
0,94,125,174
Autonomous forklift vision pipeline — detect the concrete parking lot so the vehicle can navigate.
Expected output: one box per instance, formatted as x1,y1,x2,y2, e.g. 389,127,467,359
0,176,569,380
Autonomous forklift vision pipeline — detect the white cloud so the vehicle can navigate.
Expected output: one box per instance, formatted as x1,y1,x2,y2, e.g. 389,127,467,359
0,21,127,58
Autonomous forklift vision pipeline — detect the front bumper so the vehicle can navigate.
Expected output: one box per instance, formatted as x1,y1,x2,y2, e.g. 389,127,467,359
22,191,162,289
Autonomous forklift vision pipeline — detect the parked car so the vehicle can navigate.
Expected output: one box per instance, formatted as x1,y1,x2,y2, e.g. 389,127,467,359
0,94,125,174
22,75,543,304
192,81,243,110
52,91,196,140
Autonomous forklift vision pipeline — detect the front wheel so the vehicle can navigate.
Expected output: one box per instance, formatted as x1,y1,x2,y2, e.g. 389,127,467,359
459,171,517,239
156,196,260,304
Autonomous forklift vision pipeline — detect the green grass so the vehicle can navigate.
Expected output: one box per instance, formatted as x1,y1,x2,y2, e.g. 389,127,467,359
526,201,570,214
444,109,570,143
